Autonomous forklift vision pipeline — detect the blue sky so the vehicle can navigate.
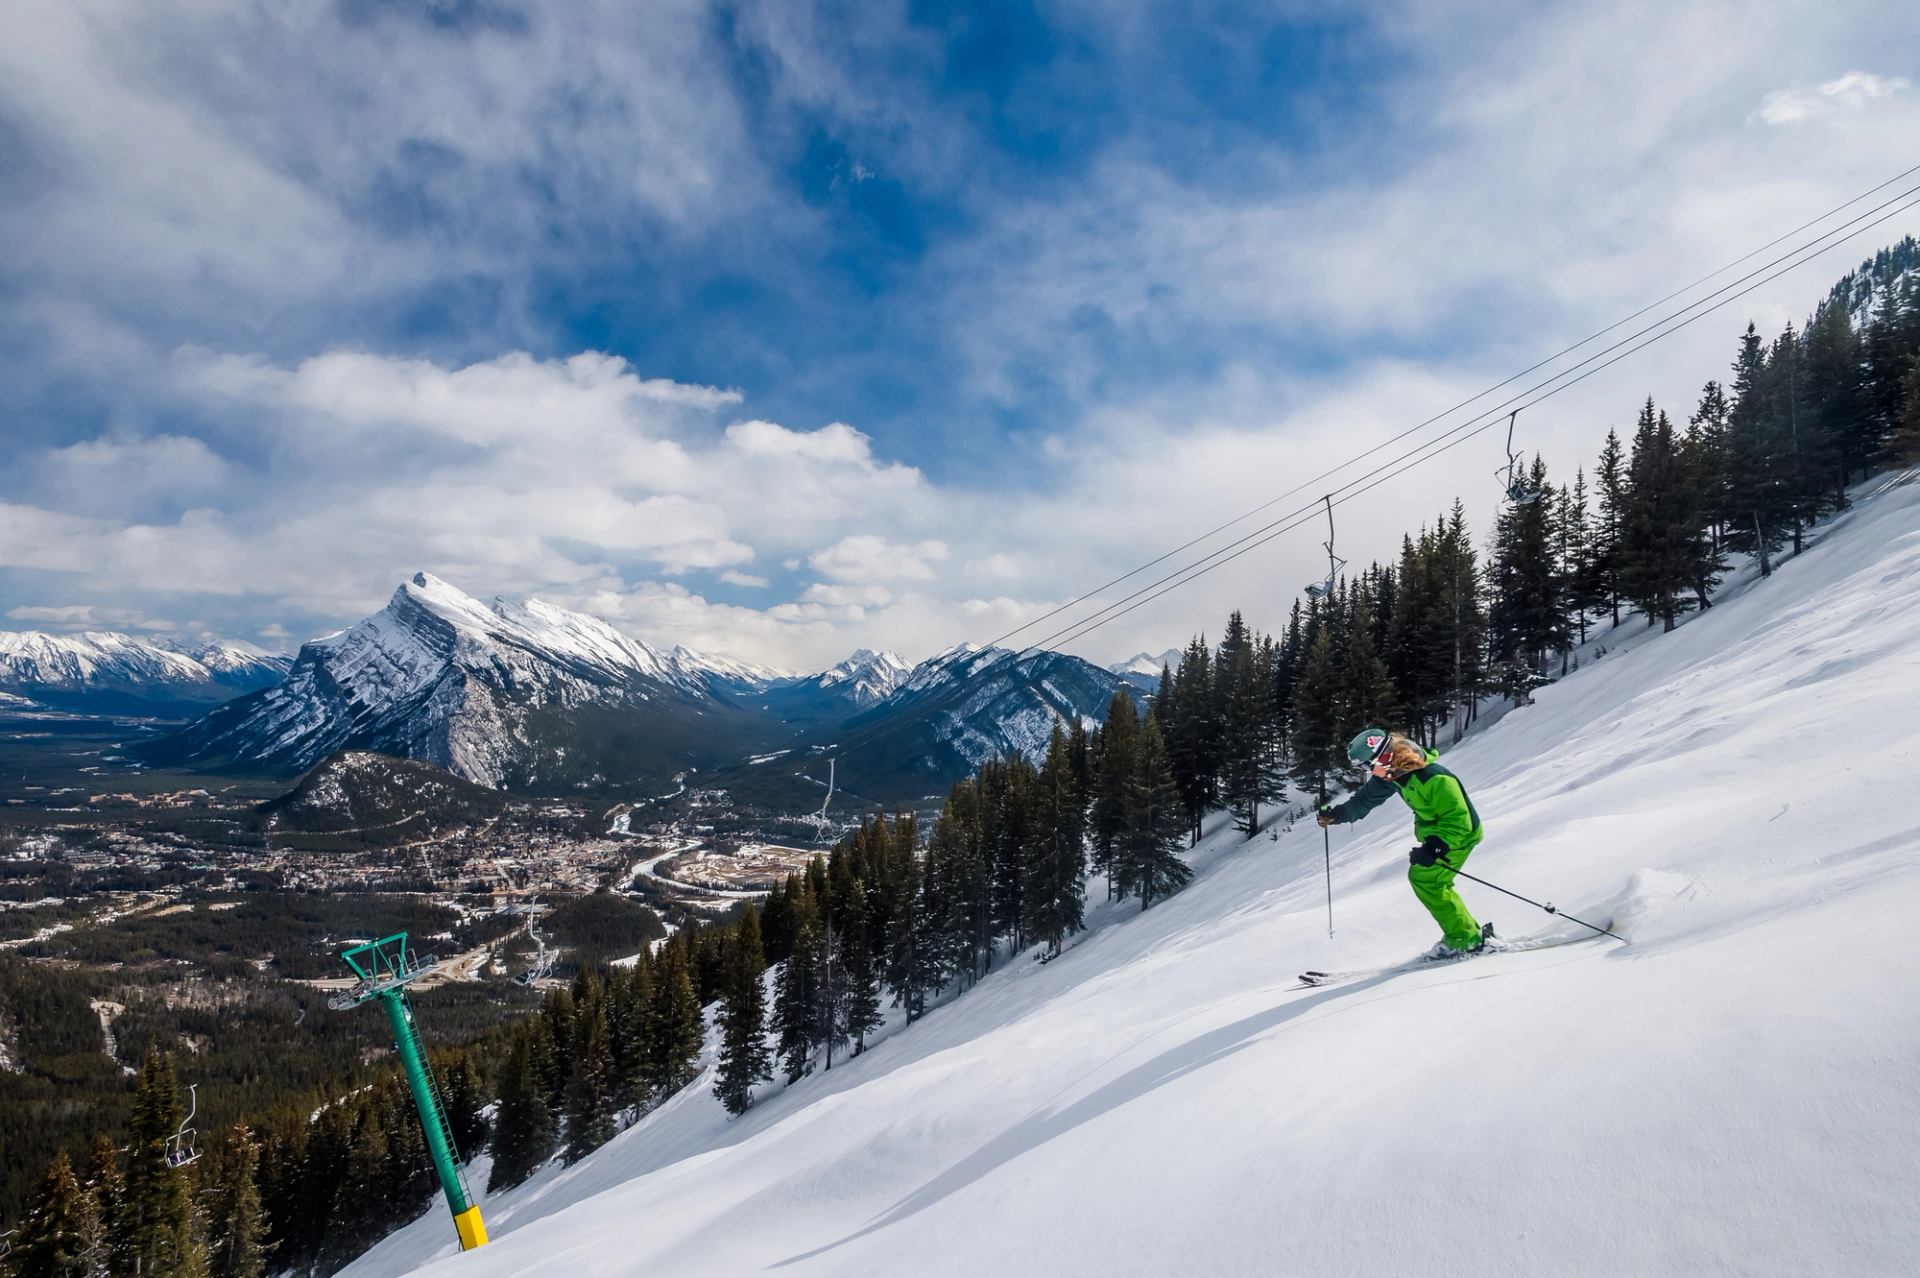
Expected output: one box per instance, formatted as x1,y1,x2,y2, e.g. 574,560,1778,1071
1,1,1916,668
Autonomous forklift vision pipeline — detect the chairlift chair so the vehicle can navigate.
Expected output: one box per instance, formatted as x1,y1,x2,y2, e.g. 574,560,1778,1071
1302,495,1346,599
513,898,551,987
164,1084,201,1170
1498,409,1546,506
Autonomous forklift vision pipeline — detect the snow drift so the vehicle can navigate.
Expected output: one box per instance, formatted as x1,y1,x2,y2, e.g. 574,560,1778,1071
349,472,1920,1277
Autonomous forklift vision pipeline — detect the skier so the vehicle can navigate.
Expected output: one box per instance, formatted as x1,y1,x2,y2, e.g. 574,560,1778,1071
1316,727,1492,956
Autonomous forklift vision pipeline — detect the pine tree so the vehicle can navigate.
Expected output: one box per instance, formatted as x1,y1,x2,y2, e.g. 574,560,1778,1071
205,1126,267,1278
1340,591,1395,745
1116,713,1191,909
563,994,616,1163
1088,690,1140,897
644,943,703,1101
1488,454,1567,680
1289,620,1343,804
773,890,823,1082
1022,722,1086,957
120,1048,204,1277
1803,301,1870,493
82,1137,121,1278
1725,322,1785,575
837,880,883,1054
486,1028,554,1193
436,1053,489,1161
1217,614,1285,835
1593,428,1628,623
1167,638,1219,843
1687,381,1733,554
1894,358,1920,464
1619,401,1703,631
714,909,772,1114
14,1152,91,1278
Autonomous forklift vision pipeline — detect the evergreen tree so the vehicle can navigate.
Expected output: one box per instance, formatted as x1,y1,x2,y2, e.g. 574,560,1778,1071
1289,620,1343,804
1217,613,1285,835
1340,591,1395,746
880,830,936,1023
486,1029,554,1193
119,1049,203,1278
563,995,616,1164
1803,301,1871,492
1593,428,1628,623
714,909,773,1114
1088,690,1140,897
758,877,797,968
81,1138,121,1278
643,944,703,1101
837,880,883,1055
204,1126,267,1278
773,891,823,1083
1619,400,1705,631
435,1054,489,1162
1116,713,1191,909
1488,454,1567,678
1023,722,1086,957
14,1152,92,1278
1894,358,1920,464
1166,638,1219,844
1725,322,1786,575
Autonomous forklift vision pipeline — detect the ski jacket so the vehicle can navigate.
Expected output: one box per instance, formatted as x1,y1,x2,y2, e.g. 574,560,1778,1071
1326,747,1483,853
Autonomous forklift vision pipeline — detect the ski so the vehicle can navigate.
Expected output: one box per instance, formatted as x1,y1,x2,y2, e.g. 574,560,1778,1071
1293,921,1616,989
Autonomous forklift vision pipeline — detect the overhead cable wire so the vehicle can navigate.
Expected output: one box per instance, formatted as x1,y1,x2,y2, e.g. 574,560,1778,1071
670,175,1920,805
971,161,1920,654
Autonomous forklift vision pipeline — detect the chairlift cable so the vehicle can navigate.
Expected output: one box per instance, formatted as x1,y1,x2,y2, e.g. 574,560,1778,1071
664,175,1920,806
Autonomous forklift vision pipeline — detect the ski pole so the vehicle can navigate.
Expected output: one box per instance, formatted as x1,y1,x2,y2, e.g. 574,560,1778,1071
1322,824,1334,938
1438,857,1625,942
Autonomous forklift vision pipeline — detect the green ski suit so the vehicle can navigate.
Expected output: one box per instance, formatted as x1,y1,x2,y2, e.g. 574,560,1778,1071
1326,747,1485,950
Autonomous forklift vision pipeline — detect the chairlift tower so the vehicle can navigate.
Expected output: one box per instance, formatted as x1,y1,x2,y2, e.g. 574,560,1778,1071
328,932,488,1251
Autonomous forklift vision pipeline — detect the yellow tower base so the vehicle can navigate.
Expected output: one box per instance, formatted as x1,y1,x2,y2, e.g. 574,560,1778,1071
453,1205,489,1250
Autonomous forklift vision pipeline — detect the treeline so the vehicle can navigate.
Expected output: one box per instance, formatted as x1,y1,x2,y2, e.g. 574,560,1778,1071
485,932,707,1191
705,706,1197,1112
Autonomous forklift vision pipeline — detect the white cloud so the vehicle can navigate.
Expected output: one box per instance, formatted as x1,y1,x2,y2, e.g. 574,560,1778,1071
718,570,770,588
5,604,176,633
808,535,949,583
1756,71,1910,125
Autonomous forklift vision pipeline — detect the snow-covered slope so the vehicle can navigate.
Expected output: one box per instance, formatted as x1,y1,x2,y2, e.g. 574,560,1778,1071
351,470,1920,1277
146,573,776,787
0,629,289,710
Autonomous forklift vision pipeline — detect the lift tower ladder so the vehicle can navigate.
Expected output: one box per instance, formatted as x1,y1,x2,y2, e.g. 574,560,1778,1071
329,932,488,1251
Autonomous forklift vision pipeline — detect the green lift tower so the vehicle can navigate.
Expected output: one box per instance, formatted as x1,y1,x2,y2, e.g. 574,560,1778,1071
329,932,488,1251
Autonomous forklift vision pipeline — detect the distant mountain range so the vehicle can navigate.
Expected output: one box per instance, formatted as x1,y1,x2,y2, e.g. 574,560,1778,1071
132,573,1125,803
1108,648,1180,694
0,630,290,714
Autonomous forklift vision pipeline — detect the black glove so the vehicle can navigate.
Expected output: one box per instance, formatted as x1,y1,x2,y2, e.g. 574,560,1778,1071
1408,836,1450,868
1316,805,1337,829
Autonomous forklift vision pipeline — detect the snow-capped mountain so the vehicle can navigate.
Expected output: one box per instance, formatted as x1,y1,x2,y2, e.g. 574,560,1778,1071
143,573,779,788
1108,647,1181,693
667,645,794,693
805,644,1126,793
813,648,911,706
0,629,290,712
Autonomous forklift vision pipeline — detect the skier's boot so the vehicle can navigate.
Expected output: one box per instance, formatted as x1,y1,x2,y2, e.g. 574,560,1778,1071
1471,921,1496,952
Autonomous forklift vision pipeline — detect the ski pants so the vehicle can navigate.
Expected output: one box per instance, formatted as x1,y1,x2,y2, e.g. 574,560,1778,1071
1408,838,1482,951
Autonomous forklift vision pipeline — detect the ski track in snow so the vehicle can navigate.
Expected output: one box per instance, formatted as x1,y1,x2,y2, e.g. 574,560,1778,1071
346,472,1920,1278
